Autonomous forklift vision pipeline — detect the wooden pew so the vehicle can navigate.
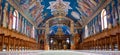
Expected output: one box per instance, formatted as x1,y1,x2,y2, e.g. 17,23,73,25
0,27,38,51
0,34,4,51
80,25,120,50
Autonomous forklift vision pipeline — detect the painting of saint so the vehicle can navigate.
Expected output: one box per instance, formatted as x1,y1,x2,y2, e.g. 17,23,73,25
78,1,93,16
35,12,41,21
29,3,36,13
106,5,112,29
98,14,102,32
83,0,96,9
111,1,119,27
89,0,97,6
19,15,22,33
95,16,99,33
0,0,2,26
8,7,13,29
20,0,30,10
118,0,120,24
36,17,43,26
24,20,27,34
21,18,25,33
3,3,9,28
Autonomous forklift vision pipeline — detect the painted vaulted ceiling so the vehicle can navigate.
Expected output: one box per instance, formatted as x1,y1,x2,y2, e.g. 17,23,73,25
14,0,105,27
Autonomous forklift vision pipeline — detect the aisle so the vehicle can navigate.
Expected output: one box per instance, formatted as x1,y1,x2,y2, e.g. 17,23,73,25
0,50,120,55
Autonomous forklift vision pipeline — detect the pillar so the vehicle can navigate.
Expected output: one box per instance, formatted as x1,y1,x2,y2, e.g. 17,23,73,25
45,21,49,50
70,21,74,50
70,21,74,34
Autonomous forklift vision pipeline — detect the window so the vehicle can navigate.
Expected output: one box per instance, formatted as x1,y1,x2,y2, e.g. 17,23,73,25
101,9,107,30
85,25,88,38
13,10,19,30
32,26,35,38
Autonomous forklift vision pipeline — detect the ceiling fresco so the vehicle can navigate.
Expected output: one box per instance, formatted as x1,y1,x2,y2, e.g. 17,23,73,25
14,0,105,27
49,24,71,35
47,0,72,13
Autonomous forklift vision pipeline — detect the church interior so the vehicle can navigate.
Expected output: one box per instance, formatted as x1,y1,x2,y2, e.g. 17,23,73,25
0,0,120,54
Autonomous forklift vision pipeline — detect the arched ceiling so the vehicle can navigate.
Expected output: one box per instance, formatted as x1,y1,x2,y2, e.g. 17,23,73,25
49,25,71,35
14,0,105,28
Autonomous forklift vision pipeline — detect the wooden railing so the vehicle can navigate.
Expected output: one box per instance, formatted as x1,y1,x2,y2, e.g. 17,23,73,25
79,25,120,50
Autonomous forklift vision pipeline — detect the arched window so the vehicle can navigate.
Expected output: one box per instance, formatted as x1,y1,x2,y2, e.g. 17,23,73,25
13,10,19,30
85,25,88,38
32,26,35,38
101,9,107,30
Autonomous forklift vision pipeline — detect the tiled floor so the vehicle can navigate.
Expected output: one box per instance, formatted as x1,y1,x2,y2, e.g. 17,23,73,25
0,50,120,55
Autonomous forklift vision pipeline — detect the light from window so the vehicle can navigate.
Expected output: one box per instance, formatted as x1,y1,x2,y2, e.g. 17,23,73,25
85,25,88,38
101,9,107,30
13,10,18,30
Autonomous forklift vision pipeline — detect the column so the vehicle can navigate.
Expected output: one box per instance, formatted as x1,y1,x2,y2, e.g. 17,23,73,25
70,21,74,34
45,21,49,36
45,21,49,50
70,21,74,50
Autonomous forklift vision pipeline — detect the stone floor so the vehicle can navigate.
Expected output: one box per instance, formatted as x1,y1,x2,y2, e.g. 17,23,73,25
0,50,120,55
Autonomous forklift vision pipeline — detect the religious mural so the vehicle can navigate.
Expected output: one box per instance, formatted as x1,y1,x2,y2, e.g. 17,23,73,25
82,0,119,38
47,0,71,13
0,0,37,39
8,7,13,29
119,0,120,24
49,25,71,35
0,0,2,26
16,0,44,26
71,11,80,19
14,0,101,27
106,5,112,29
111,0,119,27
11,0,106,27
3,3,8,28
77,0,105,17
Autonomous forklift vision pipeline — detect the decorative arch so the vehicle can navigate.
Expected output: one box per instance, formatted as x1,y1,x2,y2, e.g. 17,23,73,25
45,16,74,35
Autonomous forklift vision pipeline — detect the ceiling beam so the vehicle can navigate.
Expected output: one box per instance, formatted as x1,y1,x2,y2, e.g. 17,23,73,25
81,0,112,28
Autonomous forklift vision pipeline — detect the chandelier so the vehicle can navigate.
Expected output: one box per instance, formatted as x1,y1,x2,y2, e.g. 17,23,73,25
56,27,64,37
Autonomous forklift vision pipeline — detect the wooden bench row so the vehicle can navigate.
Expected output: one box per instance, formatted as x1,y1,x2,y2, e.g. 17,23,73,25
79,25,120,51
0,27,38,51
